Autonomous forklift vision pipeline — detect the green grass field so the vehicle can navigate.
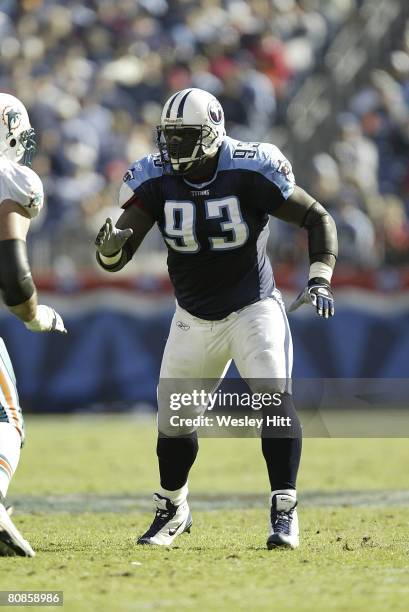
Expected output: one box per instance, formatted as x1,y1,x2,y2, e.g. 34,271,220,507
1,416,409,611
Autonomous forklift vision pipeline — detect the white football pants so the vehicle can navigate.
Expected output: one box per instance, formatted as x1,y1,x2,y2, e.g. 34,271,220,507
158,289,293,436
0,339,24,441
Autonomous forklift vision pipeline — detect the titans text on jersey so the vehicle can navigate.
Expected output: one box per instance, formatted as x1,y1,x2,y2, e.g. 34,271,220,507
120,136,295,320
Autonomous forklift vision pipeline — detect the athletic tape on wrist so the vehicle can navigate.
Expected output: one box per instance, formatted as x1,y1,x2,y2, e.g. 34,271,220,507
99,250,122,265
308,262,333,283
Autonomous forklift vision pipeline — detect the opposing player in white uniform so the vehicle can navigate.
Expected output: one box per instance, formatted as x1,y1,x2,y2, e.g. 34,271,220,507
0,93,66,556
95,88,338,549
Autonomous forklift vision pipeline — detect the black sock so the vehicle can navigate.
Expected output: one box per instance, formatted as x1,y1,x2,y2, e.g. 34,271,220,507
156,432,199,490
261,437,302,490
261,393,302,491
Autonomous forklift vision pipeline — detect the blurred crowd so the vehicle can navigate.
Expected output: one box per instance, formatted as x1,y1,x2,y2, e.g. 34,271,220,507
0,0,408,272
306,50,409,268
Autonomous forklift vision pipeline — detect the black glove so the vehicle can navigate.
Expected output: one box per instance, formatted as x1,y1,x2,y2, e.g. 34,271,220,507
288,277,335,319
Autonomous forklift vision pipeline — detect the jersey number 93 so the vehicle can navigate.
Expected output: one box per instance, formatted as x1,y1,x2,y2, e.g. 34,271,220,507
164,197,249,253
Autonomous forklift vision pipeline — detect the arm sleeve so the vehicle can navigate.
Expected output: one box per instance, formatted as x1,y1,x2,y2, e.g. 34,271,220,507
0,239,36,306
302,202,338,264
272,186,338,266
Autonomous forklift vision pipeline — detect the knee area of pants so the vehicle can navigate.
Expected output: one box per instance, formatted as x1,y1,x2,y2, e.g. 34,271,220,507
248,379,289,396
245,350,288,381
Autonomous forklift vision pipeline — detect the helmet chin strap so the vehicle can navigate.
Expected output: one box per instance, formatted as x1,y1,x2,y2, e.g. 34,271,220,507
170,159,195,173
176,139,204,171
183,150,220,181
170,142,205,174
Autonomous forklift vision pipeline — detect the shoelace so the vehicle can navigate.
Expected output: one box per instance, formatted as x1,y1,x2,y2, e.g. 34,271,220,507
152,508,171,524
146,506,178,535
274,509,294,535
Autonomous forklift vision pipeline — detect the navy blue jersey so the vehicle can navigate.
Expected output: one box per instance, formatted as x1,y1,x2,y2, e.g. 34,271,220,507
119,136,295,320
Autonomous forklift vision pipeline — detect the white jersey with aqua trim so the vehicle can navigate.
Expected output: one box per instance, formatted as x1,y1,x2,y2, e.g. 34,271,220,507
0,157,43,219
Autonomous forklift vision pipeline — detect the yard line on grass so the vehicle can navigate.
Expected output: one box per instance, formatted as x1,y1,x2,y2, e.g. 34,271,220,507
9,490,409,513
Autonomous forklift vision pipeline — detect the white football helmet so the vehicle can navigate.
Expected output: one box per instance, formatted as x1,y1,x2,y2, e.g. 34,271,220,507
157,88,225,174
0,93,36,166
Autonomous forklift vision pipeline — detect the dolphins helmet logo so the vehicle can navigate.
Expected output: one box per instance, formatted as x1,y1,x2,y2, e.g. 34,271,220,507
2,107,22,138
208,100,223,125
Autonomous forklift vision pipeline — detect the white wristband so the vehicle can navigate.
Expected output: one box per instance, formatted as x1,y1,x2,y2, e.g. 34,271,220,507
25,305,54,332
99,250,122,266
309,262,333,283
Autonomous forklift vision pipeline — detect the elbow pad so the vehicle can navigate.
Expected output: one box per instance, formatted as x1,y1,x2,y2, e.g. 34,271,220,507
302,202,338,261
0,239,35,306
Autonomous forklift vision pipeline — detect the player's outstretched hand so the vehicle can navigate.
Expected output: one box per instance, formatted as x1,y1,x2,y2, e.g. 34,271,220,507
25,305,67,333
95,217,133,257
288,278,335,319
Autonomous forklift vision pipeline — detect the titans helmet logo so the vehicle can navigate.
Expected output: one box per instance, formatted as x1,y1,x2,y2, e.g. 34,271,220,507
2,107,22,138
208,101,223,125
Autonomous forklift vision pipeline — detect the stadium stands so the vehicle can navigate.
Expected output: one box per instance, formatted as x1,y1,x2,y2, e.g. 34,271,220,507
0,0,408,272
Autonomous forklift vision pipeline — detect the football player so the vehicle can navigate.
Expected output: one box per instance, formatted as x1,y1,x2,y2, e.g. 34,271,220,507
0,93,66,556
95,88,337,549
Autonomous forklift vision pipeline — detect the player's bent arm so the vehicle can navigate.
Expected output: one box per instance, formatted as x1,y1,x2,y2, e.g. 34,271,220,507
272,186,338,318
0,200,37,322
0,200,66,332
95,205,154,272
272,185,338,281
